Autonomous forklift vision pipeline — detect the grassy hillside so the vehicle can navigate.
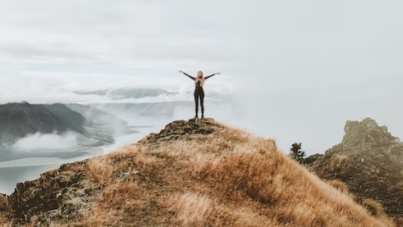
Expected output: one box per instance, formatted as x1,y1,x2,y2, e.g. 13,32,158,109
84,119,394,226
1,119,396,226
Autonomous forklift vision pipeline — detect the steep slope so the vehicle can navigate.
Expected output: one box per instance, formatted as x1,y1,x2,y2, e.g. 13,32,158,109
1,119,395,227
0,102,84,145
307,118,403,219
43,104,87,133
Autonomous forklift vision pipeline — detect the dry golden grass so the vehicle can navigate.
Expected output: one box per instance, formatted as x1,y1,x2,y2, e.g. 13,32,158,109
325,180,396,226
361,198,392,223
88,154,115,186
362,198,385,216
0,212,10,227
163,192,273,226
361,199,396,227
50,124,400,226
327,179,349,194
85,182,145,226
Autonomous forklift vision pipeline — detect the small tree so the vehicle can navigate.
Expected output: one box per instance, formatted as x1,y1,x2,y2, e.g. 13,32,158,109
290,142,306,164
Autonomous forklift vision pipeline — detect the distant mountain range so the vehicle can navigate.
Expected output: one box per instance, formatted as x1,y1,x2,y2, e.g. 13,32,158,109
89,101,193,118
73,88,177,100
0,102,84,146
73,88,231,102
0,101,135,148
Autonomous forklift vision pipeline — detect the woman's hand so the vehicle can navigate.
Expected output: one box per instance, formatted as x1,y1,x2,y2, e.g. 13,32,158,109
179,70,184,73
215,72,221,75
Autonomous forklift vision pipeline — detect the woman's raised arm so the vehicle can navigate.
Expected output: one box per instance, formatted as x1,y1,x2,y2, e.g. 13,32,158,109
179,70,195,80
205,72,221,80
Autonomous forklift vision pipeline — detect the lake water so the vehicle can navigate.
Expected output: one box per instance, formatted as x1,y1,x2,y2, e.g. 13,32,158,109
0,116,173,195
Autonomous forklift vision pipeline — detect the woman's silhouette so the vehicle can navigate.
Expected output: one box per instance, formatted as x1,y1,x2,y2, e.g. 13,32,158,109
179,70,221,119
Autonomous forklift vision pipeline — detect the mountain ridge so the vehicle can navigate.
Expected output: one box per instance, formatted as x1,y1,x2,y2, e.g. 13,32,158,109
0,102,84,146
0,119,395,227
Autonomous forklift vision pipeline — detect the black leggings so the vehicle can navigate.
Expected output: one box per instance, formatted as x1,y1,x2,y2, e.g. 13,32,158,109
194,89,205,117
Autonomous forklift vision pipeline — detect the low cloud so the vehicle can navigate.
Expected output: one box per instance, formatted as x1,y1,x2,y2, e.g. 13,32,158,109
10,131,78,152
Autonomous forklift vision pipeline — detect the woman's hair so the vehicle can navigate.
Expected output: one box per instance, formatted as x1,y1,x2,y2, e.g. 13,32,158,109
197,71,203,78
196,71,205,86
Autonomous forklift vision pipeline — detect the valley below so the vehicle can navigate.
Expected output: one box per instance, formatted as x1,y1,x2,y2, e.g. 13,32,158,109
0,101,175,195
0,119,169,194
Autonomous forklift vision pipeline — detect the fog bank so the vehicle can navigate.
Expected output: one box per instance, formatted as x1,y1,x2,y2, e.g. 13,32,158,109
11,131,78,152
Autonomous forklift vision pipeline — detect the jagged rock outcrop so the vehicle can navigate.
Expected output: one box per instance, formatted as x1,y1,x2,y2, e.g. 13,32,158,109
307,118,403,217
7,161,101,225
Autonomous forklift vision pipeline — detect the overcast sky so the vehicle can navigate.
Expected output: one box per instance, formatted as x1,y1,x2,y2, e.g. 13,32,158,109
0,0,403,154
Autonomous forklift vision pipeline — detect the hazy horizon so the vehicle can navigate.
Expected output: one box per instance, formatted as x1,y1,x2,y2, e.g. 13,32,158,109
0,0,403,155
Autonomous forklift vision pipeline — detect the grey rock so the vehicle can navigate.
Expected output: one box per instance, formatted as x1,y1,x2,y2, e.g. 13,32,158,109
307,117,403,217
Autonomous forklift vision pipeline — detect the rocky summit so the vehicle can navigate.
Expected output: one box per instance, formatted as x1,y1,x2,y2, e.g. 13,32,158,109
139,118,223,144
307,118,403,218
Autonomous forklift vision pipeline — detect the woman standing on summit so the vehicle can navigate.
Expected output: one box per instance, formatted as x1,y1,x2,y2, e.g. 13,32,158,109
179,70,221,119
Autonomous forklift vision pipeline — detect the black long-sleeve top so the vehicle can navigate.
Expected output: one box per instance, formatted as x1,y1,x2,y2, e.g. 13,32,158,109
183,72,216,91
183,72,216,81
